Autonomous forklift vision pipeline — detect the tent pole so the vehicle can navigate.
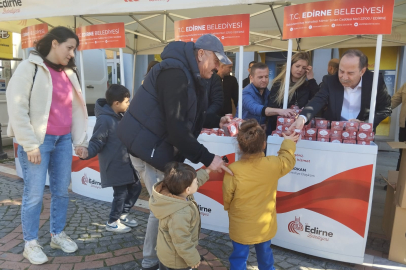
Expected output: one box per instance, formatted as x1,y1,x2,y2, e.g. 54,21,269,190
132,52,137,99
238,46,243,118
368,34,383,124
22,49,26,60
119,48,125,86
79,50,86,102
283,39,293,109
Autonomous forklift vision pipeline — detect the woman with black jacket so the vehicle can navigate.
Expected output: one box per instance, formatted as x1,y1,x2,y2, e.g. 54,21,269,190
266,52,320,135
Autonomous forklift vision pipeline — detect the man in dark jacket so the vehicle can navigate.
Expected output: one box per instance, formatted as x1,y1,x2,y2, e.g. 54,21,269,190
218,61,239,116
206,73,224,116
289,49,392,131
117,34,232,270
83,85,141,233
242,60,257,88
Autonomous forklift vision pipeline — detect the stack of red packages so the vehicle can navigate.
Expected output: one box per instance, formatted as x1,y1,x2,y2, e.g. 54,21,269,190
299,118,374,145
200,128,226,136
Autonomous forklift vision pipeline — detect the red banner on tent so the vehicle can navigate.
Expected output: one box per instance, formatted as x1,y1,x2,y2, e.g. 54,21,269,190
174,14,250,46
76,22,126,51
283,0,394,39
21,23,48,49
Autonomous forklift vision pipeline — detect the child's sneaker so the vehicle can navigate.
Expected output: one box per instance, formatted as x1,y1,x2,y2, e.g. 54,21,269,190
120,214,138,227
50,231,78,253
23,240,48,265
106,220,131,233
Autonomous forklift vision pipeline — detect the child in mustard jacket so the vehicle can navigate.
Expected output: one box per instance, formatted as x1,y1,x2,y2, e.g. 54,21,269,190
223,119,298,270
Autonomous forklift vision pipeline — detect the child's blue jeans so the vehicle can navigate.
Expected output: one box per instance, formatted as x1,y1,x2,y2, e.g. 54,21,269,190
18,133,73,241
229,240,275,270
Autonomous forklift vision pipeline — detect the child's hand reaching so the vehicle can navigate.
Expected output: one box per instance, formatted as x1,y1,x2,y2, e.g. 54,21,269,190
283,131,300,143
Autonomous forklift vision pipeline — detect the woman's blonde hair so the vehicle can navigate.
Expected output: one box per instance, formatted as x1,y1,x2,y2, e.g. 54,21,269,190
273,52,311,105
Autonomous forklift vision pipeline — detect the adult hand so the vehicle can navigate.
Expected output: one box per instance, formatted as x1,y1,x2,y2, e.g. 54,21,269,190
191,262,201,269
208,155,233,175
283,131,300,143
75,147,88,159
289,116,306,133
277,108,297,118
219,116,231,129
27,148,41,165
306,66,314,80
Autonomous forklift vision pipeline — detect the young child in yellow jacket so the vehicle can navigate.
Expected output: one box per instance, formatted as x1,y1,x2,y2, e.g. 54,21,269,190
223,119,298,270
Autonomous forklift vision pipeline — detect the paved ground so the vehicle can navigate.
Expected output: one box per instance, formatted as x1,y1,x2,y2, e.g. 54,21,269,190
0,146,405,270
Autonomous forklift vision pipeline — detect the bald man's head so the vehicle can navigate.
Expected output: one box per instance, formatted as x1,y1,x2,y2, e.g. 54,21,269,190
328,59,339,75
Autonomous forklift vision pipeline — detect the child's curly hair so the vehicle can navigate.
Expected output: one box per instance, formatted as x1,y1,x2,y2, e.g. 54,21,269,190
162,162,197,196
237,119,266,155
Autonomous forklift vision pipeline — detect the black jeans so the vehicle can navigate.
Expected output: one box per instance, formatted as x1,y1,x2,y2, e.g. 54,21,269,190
397,127,406,171
159,262,191,270
109,180,142,223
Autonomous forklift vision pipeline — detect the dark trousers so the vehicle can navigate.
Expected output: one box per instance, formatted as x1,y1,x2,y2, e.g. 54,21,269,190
397,127,406,171
159,262,191,270
229,240,275,270
109,180,142,223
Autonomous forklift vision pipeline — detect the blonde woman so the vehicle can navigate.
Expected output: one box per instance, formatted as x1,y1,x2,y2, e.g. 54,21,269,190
266,52,319,135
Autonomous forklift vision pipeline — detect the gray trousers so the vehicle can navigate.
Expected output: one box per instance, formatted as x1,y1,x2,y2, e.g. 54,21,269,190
131,156,164,268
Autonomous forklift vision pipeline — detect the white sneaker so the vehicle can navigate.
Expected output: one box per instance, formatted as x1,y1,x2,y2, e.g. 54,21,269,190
106,220,131,233
23,240,48,265
50,231,78,253
120,214,138,227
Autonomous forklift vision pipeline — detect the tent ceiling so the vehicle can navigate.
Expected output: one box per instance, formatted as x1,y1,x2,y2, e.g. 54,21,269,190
0,0,405,55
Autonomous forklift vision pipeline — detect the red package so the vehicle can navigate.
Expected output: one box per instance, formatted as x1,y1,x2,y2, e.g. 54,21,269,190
218,129,225,136
304,136,316,141
330,139,342,143
281,125,291,133
317,129,331,139
317,137,329,142
211,128,219,135
305,128,317,137
357,140,372,145
277,116,285,125
316,119,329,129
345,122,359,131
359,123,373,132
331,121,345,130
276,125,283,132
200,130,211,135
342,131,357,140
343,140,356,144
357,131,374,141
330,130,342,139
271,131,282,137
283,118,295,127
222,123,238,137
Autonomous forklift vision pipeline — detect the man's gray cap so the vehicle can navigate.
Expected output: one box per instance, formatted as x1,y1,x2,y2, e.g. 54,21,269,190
195,34,232,65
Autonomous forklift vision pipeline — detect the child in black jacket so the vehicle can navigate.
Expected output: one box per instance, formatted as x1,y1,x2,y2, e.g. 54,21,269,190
81,84,141,233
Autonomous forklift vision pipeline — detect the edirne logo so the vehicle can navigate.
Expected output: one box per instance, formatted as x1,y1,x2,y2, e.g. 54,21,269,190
288,216,334,242
1,0,22,14
288,217,304,234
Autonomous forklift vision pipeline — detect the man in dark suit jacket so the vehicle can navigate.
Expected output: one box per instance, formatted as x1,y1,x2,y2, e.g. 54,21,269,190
242,61,257,88
290,49,391,131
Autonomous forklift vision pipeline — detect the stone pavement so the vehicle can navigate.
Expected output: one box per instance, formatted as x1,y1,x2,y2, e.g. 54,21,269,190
0,151,405,270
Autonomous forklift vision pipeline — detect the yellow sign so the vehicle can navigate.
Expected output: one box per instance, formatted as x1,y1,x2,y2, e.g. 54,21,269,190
0,30,13,59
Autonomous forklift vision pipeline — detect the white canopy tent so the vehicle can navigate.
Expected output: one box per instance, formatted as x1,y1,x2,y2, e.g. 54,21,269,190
1,0,405,55
1,0,405,118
